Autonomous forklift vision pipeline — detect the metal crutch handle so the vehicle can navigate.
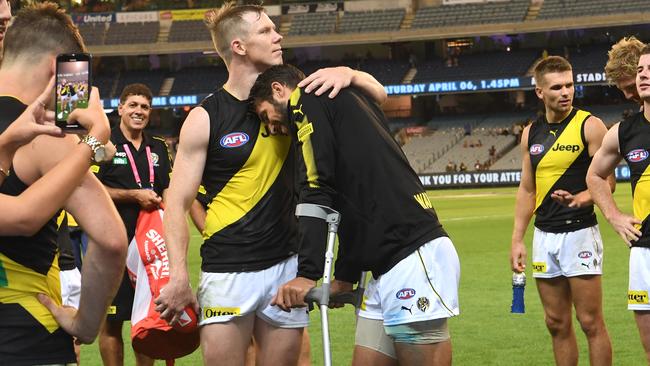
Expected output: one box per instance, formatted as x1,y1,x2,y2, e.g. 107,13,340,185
304,286,364,311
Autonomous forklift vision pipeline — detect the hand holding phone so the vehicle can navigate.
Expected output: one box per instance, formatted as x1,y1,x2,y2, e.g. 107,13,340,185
55,53,92,132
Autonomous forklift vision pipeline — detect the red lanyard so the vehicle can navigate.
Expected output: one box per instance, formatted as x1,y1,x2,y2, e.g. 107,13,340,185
123,143,154,189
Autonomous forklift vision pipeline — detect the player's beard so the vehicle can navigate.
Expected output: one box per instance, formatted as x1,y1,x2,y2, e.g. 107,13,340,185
272,99,289,127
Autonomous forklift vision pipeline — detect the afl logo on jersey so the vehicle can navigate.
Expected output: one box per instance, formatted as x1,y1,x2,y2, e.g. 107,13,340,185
220,132,249,148
626,149,649,163
529,144,545,155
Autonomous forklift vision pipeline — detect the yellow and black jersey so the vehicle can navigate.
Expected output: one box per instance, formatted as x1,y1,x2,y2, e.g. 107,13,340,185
0,96,75,365
528,108,597,233
95,126,173,241
288,87,447,281
198,89,298,272
619,112,650,247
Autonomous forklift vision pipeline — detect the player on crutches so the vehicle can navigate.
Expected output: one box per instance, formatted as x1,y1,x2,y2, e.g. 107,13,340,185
258,64,460,366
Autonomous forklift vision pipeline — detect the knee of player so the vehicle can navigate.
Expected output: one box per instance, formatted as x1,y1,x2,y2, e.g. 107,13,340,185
384,319,450,345
543,313,572,334
575,312,605,336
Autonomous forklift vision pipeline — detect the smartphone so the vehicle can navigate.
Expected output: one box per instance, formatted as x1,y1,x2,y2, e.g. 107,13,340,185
55,53,92,131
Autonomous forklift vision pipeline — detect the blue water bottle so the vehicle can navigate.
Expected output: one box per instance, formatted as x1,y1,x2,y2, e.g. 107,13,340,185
511,272,525,313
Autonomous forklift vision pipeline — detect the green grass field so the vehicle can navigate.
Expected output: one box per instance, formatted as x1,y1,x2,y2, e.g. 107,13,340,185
80,185,645,365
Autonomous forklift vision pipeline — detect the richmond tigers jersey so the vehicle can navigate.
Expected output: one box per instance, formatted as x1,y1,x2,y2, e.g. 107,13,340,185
198,89,297,272
619,112,650,247
528,108,597,233
288,87,448,281
0,96,75,365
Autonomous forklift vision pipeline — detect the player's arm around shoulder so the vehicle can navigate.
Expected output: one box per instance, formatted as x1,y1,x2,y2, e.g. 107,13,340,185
156,106,209,324
298,66,387,104
511,124,535,272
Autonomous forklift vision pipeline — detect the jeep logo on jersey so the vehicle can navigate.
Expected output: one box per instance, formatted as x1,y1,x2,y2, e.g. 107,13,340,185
626,149,649,163
396,288,416,300
578,251,592,259
220,132,249,148
529,144,544,155
552,144,580,153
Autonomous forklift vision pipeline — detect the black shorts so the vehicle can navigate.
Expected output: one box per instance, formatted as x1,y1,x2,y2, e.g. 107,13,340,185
106,269,134,322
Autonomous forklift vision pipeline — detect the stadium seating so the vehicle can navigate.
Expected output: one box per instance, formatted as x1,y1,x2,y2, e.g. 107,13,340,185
114,70,167,96
104,22,160,45
169,66,229,95
338,9,405,33
94,74,117,98
538,0,650,20
489,145,521,170
168,20,212,43
77,23,107,46
412,0,529,29
288,12,337,36
554,44,609,73
413,49,539,83
402,128,465,173
426,130,517,173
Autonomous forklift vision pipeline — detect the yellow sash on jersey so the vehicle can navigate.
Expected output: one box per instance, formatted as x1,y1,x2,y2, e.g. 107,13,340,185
633,165,650,229
203,123,291,240
534,110,590,211
0,253,62,332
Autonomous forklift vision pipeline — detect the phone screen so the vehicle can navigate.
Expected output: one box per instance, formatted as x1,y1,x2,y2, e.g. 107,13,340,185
56,54,91,130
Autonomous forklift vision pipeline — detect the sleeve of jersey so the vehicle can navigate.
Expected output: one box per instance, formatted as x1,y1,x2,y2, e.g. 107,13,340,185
295,96,339,281
333,240,362,284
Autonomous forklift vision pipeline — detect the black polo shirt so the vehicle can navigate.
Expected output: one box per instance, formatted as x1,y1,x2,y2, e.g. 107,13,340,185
95,126,172,240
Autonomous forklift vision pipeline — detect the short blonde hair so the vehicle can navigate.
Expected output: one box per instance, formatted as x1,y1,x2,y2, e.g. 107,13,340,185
204,1,265,65
605,36,646,85
3,2,85,66
533,56,572,86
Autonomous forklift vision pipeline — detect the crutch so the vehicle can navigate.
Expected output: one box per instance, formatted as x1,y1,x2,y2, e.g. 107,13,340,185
296,204,369,366
295,203,339,366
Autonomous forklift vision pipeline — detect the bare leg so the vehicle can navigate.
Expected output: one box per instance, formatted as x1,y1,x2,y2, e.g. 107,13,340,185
99,320,124,366
253,317,303,366
298,328,312,366
201,314,255,366
635,311,650,363
536,277,578,366
569,275,611,366
352,345,398,366
393,341,451,366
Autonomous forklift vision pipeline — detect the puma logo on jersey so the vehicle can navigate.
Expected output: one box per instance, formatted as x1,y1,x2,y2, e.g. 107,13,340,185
549,130,557,137
414,192,433,209
551,144,580,153
293,104,304,116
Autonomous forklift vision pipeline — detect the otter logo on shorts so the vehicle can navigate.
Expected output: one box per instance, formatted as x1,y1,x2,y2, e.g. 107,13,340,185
203,307,241,319
532,262,547,273
417,297,429,312
628,291,649,305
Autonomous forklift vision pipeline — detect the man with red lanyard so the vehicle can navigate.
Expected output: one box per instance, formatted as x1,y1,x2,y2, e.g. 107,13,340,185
95,83,173,366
